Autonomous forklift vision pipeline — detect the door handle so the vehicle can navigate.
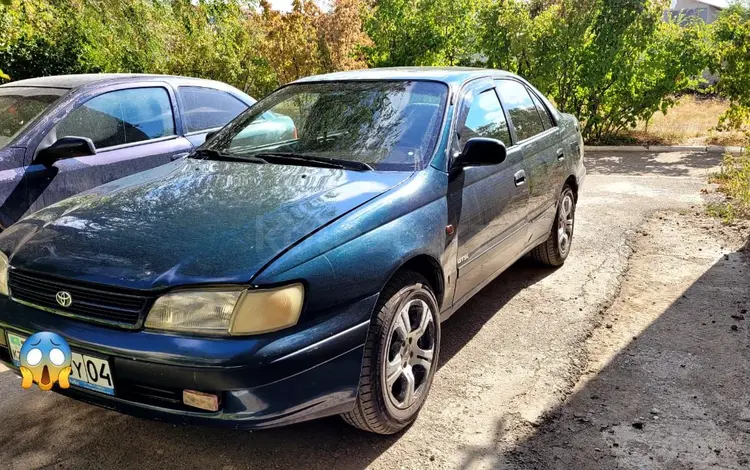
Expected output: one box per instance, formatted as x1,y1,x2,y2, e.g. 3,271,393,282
556,148,565,161
514,170,526,187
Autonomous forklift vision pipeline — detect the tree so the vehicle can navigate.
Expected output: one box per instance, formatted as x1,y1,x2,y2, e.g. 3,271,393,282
260,0,324,85
0,0,88,80
318,0,372,72
364,0,486,67
477,0,712,141
712,4,750,131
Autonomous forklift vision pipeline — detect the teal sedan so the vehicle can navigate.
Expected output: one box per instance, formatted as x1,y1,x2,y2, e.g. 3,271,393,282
0,67,585,434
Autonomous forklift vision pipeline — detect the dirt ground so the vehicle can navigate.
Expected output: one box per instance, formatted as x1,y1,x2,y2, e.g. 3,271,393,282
505,212,749,469
0,150,748,469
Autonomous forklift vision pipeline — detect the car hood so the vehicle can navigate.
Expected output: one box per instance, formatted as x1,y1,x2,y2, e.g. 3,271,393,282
0,159,412,290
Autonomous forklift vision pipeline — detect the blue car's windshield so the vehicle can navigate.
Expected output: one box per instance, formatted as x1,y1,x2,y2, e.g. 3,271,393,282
0,87,66,149
208,80,449,171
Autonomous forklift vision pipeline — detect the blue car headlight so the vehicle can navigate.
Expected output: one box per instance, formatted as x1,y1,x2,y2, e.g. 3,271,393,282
0,252,8,297
144,284,304,336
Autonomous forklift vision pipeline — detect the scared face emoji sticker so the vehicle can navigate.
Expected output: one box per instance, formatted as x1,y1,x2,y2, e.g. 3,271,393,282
19,332,72,391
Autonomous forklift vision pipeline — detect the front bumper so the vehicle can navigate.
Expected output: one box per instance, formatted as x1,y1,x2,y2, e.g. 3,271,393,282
0,294,377,429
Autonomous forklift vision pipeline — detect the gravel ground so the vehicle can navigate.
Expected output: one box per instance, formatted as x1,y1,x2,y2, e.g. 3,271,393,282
0,150,747,470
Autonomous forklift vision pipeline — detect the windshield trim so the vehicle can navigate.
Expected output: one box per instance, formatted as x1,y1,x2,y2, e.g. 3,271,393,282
0,86,70,149
209,79,451,172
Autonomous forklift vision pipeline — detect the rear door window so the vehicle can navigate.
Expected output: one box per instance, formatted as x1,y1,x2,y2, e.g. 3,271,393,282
55,87,175,149
178,87,249,133
530,91,554,130
495,80,545,141
458,89,511,148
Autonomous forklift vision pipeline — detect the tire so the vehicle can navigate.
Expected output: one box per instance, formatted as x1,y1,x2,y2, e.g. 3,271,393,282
342,271,440,434
531,185,576,267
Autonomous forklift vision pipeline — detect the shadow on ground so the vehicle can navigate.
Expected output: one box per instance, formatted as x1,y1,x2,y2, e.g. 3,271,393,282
458,243,750,469
586,151,723,177
0,258,555,469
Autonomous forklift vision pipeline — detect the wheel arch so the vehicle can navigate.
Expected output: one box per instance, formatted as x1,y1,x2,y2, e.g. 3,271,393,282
384,254,445,310
564,174,579,201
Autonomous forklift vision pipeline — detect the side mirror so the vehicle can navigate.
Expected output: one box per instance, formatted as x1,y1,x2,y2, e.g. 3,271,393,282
453,137,507,168
35,136,96,167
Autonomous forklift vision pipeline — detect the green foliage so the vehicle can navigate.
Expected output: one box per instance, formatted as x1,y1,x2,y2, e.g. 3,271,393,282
365,0,716,141
2,0,748,144
0,0,367,99
712,5,750,132
0,0,88,79
364,0,487,67
475,0,712,141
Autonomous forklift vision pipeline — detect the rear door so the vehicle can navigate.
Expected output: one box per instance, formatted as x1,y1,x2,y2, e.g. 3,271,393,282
24,85,193,213
453,80,530,302
176,86,251,147
495,79,564,243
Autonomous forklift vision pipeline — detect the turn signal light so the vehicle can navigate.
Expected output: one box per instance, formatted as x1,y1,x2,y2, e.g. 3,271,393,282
183,390,220,412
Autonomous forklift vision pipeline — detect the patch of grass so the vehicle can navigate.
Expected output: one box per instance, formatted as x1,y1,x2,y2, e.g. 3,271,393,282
709,152,750,222
598,95,746,147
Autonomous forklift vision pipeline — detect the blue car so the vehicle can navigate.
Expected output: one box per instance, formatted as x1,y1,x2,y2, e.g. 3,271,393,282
0,67,585,434
0,74,256,230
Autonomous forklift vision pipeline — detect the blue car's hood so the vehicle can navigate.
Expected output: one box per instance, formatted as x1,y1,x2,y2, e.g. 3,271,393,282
0,159,411,289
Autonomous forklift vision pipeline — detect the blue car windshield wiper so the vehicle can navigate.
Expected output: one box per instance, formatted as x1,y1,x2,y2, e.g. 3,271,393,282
190,148,267,164
252,152,373,171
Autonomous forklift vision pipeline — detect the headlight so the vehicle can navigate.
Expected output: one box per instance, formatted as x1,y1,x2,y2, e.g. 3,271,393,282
0,252,8,297
144,284,304,336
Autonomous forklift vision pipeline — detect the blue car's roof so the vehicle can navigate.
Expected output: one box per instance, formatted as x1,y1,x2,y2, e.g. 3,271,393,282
293,67,517,87
0,73,240,92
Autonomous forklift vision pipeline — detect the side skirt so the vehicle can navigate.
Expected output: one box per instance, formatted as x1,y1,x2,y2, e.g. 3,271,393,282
439,232,549,323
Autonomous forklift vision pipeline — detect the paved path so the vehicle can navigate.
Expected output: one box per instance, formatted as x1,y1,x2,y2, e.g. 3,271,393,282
0,151,742,470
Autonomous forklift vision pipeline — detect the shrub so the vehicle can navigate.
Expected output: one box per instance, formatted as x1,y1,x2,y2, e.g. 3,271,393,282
709,151,750,221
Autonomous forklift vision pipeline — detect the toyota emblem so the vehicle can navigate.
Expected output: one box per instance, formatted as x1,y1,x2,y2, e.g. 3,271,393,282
55,291,72,307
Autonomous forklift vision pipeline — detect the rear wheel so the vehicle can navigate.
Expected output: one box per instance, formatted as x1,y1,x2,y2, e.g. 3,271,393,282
342,271,440,434
531,185,576,266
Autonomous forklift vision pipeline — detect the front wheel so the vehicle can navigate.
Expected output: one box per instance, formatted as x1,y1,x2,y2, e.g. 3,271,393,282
342,271,440,434
531,185,576,266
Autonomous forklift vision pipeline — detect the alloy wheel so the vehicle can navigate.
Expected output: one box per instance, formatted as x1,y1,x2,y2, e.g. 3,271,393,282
557,192,574,257
383,298,436,415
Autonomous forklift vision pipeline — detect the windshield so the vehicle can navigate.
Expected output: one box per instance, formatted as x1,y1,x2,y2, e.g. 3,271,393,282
206,80,449,171
0,87,66,148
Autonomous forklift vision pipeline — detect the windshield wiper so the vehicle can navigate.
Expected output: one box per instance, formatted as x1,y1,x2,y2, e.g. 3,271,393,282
252,152,373,171
190,148,267,164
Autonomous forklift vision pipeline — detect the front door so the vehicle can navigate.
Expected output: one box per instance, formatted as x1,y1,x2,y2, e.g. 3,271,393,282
453,80,530,303
23,86,193,217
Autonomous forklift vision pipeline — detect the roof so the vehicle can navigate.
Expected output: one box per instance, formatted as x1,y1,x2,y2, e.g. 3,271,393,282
293,67,516,86
673,0,728,8
697,0,728,8
0,73,232,90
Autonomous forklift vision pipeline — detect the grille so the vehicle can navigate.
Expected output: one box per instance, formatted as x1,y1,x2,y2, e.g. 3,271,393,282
8,269,153,328
118,383,184,409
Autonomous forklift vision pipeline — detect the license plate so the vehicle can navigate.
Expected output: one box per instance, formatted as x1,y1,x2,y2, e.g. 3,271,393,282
6,332,115,396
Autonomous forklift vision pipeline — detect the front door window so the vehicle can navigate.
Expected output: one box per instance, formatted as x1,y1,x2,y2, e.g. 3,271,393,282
54,87,175,150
